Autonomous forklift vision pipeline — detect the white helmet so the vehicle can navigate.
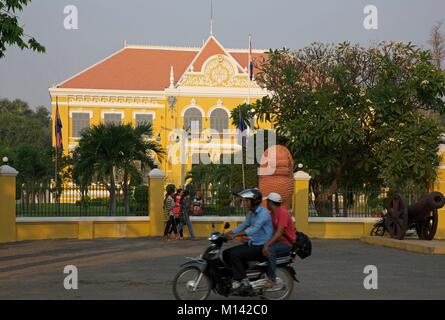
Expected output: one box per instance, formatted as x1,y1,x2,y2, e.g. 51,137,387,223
263,192,282,203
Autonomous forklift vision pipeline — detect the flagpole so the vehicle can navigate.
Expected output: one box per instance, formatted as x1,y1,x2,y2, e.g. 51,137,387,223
55,96,58,191
248,34,251,106
241,143,246,190
242,34,253,190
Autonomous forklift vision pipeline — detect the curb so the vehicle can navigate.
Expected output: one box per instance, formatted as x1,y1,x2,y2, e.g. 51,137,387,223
360,236,445,255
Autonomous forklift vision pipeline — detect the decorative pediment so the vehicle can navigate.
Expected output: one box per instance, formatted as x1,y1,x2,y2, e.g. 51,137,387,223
179,54,259,88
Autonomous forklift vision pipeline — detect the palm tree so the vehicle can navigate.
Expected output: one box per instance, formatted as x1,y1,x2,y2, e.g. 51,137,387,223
118,123,165,214
230,103,254,130
72,123,165,215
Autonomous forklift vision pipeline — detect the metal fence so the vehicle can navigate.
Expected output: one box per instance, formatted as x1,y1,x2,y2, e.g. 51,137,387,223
16,183,149,217
192,189,245,216
308,188,427,218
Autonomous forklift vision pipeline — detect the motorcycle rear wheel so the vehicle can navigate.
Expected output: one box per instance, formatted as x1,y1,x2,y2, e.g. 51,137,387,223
260,267,294,300
173,266,212,300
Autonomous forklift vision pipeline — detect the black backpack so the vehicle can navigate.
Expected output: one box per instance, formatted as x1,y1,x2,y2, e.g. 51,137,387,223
294,232,312,259
284,231,312,259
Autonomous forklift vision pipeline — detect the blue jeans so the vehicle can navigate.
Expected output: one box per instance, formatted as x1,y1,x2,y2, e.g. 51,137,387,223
267,242,292,281
177,214,196,239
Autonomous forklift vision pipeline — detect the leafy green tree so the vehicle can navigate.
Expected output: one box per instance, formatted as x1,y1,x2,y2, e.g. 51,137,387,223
0,98,58,205
72,123,165,215
14,144,51,207
0,0,45,58
252,42,445,215
0,98,51,149
230,103,255,130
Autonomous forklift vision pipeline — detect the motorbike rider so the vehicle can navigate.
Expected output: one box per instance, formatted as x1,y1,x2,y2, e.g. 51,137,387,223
223,188,273,292
262,192,296,289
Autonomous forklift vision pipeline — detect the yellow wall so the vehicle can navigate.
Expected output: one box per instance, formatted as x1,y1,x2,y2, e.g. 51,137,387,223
13,219,377,241
16,221,151,241
432,147,445,239
0,174,17,243
17,222,79,240
306,221,376,239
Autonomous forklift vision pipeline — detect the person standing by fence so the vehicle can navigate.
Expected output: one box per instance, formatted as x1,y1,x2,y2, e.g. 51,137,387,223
177,191,196,240
192,191,205,216
163,184,179,241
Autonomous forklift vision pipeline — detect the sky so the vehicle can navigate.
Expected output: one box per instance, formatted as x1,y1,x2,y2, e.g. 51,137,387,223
0,0,444,110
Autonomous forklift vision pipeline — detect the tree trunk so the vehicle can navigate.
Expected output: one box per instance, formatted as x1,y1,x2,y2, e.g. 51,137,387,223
123,170,130,215
314,165,343,217
31,184,36,213
334,192,340,217
109,175,117,216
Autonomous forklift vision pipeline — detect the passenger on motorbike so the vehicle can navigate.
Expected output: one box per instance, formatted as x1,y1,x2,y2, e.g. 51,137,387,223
262,192,297,289
223,188,273,292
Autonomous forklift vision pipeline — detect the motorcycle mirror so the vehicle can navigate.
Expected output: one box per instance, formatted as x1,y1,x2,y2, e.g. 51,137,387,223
224,222,230,229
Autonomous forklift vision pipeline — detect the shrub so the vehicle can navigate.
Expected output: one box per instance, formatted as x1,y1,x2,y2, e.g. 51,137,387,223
134,185,149,210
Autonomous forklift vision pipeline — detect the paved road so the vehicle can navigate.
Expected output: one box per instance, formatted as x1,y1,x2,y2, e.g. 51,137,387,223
0,237,444,299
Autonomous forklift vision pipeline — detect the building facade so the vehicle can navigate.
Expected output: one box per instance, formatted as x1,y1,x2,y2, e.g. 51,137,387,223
49,36,270,186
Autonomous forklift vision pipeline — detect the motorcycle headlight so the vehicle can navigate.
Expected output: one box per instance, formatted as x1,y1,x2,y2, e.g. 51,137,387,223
208,234,219,241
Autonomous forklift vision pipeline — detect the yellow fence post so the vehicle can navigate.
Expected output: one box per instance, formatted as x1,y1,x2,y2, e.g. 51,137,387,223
0,161,18,243
434,144,445,239
292,170,311,233
148,168,165,237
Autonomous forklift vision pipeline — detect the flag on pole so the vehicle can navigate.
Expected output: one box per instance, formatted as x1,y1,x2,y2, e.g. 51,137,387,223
55,97,63,153
239,106,247,148
248,34,254,81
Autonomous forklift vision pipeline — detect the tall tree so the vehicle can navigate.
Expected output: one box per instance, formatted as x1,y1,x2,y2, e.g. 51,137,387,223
428,21,445,70
253,42,445,215
0,98,51,149
0,0,45,58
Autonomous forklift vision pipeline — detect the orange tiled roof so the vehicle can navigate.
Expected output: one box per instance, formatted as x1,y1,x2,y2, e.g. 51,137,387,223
57,36,268,91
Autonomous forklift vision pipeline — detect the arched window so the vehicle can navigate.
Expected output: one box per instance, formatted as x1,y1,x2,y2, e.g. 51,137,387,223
183,108,202,133
210,108,229,134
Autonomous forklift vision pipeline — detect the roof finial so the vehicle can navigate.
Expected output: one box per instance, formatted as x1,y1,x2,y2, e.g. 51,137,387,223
169,65,175,88
124,40,127,47
210,0,213,36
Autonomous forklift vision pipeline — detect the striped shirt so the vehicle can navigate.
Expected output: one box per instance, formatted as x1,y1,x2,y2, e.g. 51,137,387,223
164,195,175,217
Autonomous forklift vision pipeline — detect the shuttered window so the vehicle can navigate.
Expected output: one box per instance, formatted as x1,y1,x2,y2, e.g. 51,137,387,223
72,113,90,138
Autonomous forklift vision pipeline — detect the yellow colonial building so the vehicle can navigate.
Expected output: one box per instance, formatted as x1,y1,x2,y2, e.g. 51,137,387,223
49,36,270,186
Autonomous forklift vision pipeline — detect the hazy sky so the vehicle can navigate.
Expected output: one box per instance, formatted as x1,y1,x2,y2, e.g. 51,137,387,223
0,0,444,110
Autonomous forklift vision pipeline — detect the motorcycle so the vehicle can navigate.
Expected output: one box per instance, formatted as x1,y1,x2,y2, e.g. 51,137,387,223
172,223,299,300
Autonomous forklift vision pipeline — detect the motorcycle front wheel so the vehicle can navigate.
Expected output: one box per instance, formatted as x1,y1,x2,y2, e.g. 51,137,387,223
173,266,212,300
370,223,386,236
260,267,294,300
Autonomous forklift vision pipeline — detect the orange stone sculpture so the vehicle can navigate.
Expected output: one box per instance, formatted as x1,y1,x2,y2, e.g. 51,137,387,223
258,145,294,209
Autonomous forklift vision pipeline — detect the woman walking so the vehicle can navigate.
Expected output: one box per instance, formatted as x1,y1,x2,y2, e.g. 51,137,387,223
177,191,196,240
163,184,179,241
171,189,184,239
